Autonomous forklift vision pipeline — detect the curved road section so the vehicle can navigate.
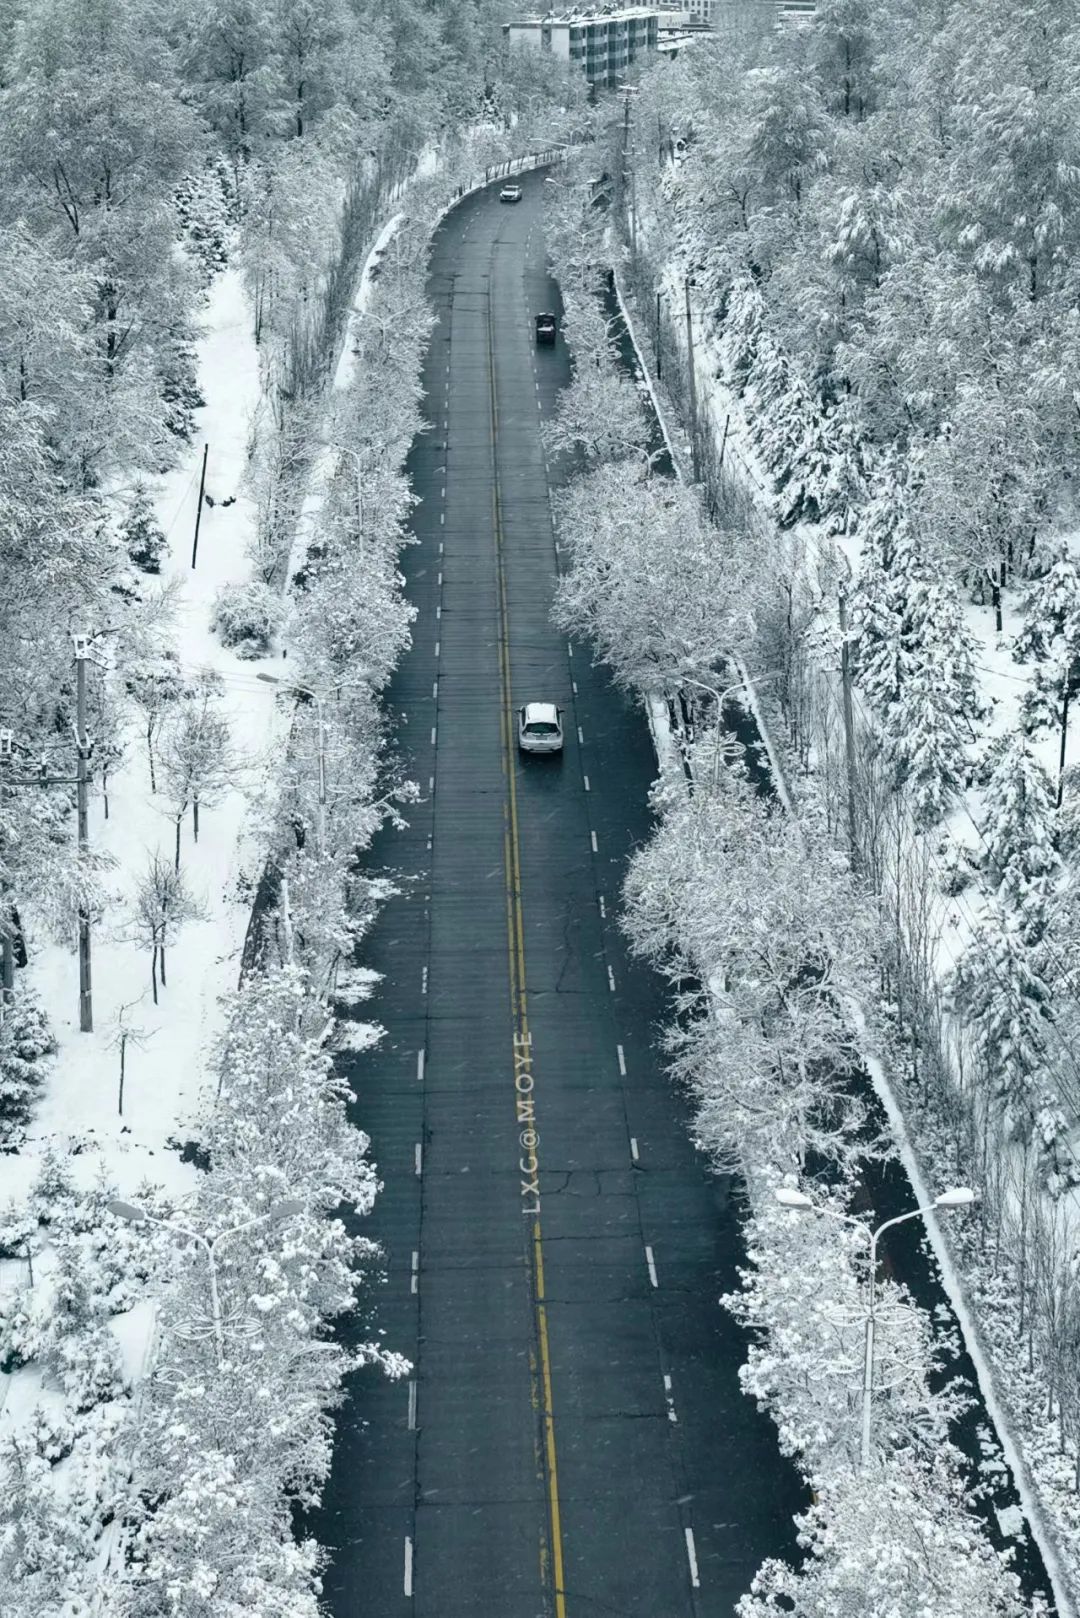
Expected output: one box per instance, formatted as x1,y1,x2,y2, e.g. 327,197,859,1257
314,171,803,1617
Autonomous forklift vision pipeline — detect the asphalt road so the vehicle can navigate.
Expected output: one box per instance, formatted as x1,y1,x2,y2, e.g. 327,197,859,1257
313,170,803,1618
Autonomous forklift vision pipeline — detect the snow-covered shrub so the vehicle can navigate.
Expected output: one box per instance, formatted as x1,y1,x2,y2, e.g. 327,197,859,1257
30,1144,77,1226
0,984,56,1142
51,1321,126,1413
211,578,284,658
119,482,168,574
0,1444,99,1605
0,1288,46,1373
0,1200,36,1263
23,1404,77,1465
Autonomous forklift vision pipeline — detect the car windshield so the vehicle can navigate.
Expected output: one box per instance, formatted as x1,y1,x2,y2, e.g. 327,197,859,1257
526,721,559,735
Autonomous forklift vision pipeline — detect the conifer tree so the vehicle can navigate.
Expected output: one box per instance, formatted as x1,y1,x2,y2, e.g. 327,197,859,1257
981,733,1059,943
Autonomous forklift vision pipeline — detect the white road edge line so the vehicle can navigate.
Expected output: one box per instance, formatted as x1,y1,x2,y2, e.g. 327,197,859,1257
617,1044,626,1076
404,1536,414,1596
685,1527,700,1588
630,1136,639,1162
407,1379,417,1430
415,1143,423,1177
417,1050,425,1084
645,1244,658,1288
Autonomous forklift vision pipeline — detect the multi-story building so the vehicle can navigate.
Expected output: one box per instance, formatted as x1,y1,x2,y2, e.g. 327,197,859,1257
504,7,660,91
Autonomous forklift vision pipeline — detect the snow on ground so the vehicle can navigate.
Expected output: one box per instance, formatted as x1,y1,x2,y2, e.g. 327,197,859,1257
10,264,281,1213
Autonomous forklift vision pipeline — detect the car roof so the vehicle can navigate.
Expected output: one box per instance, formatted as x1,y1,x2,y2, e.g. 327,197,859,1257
523,702,559,724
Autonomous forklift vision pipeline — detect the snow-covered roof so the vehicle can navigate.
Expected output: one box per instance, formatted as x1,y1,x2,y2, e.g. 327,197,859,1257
523,702,560,723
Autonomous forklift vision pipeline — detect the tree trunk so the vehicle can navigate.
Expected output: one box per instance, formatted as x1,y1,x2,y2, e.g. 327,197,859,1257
193,794,200,844
160,939,167,988
174,813,183,872
119,1034,126,1116
151,947,158,1005
147,720,157,793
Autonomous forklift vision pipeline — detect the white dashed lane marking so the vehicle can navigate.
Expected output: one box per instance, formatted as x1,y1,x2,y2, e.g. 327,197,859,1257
685,1528,700,1588
591,830,598,854
617,1044,626,1076
645,1245,658,1288
630,1136,639,1163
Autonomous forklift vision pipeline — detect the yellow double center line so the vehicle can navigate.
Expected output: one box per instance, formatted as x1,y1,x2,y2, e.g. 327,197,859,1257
486,251,567,1618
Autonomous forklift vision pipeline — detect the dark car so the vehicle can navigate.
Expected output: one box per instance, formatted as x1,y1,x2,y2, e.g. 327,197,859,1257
535,312,557,346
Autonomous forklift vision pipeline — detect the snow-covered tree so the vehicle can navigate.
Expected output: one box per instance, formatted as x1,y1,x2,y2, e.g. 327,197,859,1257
980,734,1059,942
119,482,167,574
949,902,1055,1140
159,686,236,865
739,1448,1032,1617
131,851,202,1003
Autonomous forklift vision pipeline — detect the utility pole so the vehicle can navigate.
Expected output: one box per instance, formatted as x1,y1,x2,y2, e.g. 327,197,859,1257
0,730,13,1012
315,695,327,856
655,289,662,380
191,442,209,570
684,278,701,481
838,587,859,867
73,635,93,1031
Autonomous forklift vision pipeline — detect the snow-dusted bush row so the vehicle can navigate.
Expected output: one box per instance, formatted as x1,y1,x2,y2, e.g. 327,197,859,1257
542,161,1042,1615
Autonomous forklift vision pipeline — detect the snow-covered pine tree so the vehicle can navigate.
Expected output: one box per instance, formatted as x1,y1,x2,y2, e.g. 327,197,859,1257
119,482,168,574
949,903,1056,1143
1013,540,1080,664
0,984,56,1145
980,733,1059,943
718,274,766,394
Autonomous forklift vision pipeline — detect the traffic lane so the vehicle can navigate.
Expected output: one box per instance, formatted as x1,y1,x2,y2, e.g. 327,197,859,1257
411,206,551,1613
316,191,551,1618
484,198,711,1617
490,178,808,1606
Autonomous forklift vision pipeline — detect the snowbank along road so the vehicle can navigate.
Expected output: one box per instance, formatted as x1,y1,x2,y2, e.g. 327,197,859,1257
311,168,804,1617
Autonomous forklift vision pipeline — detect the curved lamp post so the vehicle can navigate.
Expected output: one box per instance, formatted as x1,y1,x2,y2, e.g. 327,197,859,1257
774,1184,976,1469
107,1197,305,1368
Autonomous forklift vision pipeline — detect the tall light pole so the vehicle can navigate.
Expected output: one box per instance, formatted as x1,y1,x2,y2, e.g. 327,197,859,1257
107,1197,305,1368
680,671,783,789
257,672,368,855
775,1185,976,1469
327,441,365,547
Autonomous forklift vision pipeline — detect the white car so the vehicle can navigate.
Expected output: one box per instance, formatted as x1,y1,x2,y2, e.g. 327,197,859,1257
500,183,523,203
518,702,564,755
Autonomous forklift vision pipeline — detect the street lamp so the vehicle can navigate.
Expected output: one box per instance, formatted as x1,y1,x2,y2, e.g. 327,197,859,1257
256,671,369,854
107,1197,305,1368
326,441,365,545
773,1184,976,1469
680,671,783,789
